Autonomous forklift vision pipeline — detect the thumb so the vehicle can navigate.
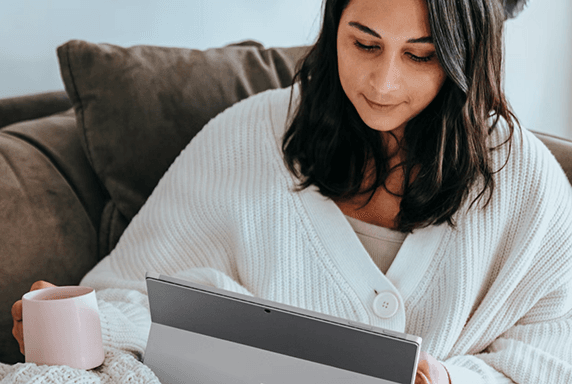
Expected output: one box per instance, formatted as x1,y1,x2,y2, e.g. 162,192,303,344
30,281,57,291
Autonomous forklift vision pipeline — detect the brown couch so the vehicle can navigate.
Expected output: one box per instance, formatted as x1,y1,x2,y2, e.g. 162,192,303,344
1,39,571,365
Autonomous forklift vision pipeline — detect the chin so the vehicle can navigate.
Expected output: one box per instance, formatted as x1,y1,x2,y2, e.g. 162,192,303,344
358,113,406,134
353,101,407,133
365,121,402,132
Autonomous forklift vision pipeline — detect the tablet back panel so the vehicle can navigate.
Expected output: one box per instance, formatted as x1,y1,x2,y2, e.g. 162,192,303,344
144,274,420,384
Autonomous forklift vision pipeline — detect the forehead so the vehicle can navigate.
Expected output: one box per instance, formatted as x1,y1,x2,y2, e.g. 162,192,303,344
341,0,432,40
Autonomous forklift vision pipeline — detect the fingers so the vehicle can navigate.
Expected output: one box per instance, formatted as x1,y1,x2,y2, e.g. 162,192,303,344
11,280,55,324
11,300,24,355
11,300,22,322
30,280,56,291
12,317,24,355
416,351,450,384
417,371,431,384
416,351,430,379
11,280,56,356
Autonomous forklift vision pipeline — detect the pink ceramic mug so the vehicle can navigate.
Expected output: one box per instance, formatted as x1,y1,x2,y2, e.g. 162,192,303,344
22,286,105,370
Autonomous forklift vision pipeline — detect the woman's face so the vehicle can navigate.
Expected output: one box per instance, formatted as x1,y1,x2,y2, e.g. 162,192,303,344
337,0,447,137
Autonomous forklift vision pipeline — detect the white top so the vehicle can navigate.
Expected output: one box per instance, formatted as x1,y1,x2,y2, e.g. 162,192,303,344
345,215,407,274
2,85,571,384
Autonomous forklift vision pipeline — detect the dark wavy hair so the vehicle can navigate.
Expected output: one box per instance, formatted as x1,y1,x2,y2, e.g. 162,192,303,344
282,0,521,232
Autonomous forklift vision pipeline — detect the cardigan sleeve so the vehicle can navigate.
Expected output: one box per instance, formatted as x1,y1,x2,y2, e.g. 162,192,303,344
63,90,285,377
443,280,572,384
442,130,572,384
76,109,258,358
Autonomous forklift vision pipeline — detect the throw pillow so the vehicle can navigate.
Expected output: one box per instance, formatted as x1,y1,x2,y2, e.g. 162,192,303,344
57,39,308,225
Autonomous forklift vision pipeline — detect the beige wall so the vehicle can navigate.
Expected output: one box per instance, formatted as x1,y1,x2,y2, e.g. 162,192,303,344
504,0,572,139
0,0,322,99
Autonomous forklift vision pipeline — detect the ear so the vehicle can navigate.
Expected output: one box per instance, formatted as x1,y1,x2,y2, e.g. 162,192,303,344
503,0,530,19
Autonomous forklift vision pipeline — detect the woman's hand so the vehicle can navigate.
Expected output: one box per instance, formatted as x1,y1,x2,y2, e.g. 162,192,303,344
11,280,57,355
415,351,451,384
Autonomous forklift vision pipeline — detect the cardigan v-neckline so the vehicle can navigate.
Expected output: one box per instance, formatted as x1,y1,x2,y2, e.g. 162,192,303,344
297,184,448,310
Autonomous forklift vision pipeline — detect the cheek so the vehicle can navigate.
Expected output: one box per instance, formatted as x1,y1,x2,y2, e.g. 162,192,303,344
409,71,446,106
338,45,366,94
337,47,352,91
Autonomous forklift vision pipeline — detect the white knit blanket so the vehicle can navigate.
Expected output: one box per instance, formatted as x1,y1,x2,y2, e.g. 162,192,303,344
0,349,159,384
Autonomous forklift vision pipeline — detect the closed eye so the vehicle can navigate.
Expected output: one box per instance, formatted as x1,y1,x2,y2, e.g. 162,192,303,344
408,53,435,63
354,41,435,63
354,40,378,52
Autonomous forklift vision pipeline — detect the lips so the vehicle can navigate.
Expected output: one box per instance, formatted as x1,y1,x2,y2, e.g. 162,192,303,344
364,96,401,111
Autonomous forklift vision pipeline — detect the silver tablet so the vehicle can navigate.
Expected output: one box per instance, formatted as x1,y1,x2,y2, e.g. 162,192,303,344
143,271,422,384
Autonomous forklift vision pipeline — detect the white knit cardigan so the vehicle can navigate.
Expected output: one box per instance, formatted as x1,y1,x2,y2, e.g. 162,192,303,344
2,86,571,384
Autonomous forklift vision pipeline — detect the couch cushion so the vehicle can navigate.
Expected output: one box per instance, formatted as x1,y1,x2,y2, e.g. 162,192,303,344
57,39,308,226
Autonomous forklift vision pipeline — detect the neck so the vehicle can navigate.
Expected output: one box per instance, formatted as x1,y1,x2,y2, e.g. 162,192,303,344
358,125,407,195
379,123,406,160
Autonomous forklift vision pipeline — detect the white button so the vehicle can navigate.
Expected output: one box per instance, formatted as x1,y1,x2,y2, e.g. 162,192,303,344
373,291,399,319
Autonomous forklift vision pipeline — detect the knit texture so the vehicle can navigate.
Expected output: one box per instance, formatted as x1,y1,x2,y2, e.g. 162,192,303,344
2,86,571,383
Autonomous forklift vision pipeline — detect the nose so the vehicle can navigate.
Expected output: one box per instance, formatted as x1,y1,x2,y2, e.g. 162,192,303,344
369,54,402,100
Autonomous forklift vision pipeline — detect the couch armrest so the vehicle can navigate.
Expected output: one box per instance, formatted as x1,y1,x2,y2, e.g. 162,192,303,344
532,130,572,184
0,91,72,129
0,109,107,364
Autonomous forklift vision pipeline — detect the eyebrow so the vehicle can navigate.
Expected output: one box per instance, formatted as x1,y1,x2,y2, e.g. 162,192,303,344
348,21,433,44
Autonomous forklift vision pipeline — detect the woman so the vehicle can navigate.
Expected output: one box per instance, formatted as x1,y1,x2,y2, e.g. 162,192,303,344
11,0,572,383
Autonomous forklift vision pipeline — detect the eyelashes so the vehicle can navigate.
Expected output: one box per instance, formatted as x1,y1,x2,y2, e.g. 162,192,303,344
354,41,379,52
353,41,435,63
